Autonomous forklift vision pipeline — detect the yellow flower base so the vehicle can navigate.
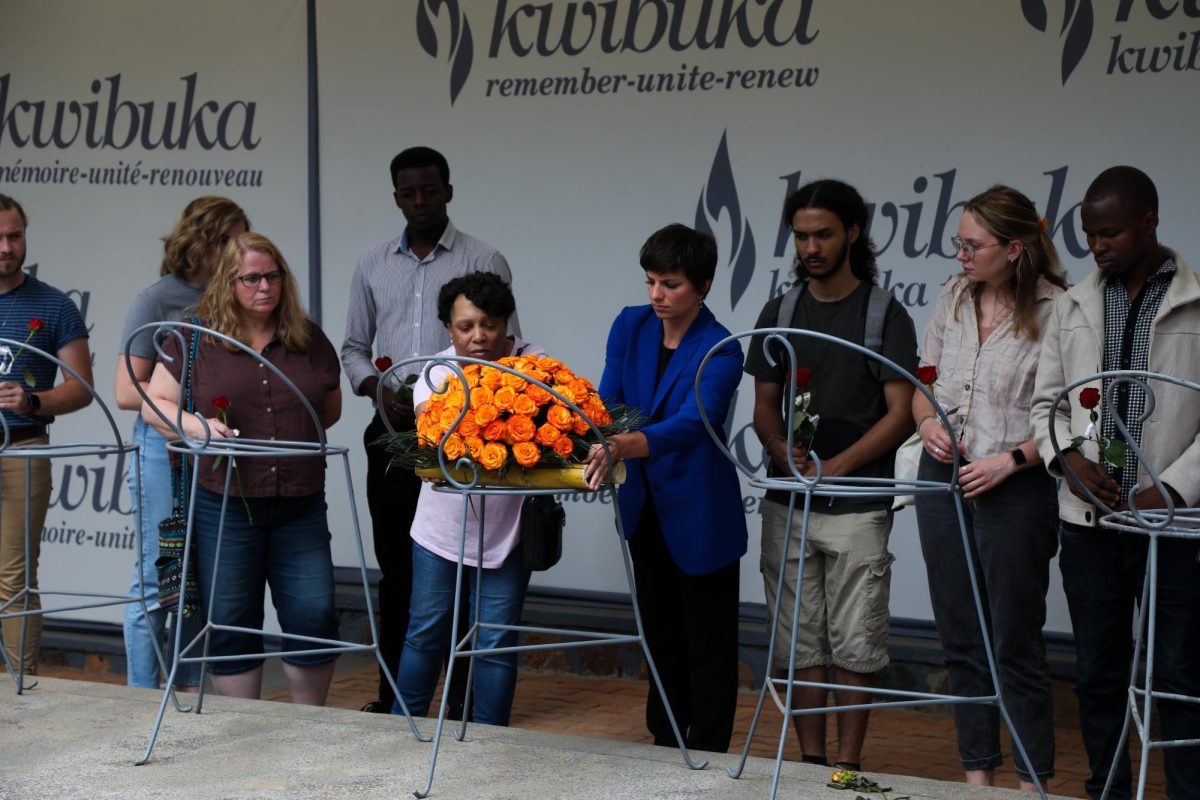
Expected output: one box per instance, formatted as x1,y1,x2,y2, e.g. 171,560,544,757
415,462,626,490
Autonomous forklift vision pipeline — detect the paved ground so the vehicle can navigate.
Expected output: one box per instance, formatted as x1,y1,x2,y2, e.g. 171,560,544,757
29,654,1166,799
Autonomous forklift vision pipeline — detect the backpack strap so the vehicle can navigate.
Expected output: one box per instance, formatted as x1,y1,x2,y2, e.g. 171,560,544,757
863,285,890,382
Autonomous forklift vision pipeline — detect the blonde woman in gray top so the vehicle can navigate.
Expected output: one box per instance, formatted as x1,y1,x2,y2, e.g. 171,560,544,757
912,185,1067,792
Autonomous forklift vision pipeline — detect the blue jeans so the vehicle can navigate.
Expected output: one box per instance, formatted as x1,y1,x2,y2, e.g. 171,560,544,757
915,452,1059,780
1060,522,1200,800
192,487,338,676
123,418,202,688
394,540,530,726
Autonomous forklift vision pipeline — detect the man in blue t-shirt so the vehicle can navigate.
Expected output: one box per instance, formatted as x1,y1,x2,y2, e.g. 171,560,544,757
0,194,93,677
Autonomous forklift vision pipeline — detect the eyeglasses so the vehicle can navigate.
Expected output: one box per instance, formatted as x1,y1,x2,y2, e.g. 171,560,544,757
950,236,1003,260
235,271,283,288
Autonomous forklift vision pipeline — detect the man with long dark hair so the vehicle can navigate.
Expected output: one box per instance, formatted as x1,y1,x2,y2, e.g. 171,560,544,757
744,179,916,771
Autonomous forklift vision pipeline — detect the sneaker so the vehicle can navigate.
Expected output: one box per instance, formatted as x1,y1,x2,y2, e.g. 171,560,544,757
361,700,389,713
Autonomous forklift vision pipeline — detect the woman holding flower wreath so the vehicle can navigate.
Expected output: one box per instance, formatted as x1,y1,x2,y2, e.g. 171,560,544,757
912,185,1067,790
393,271,544,726
144,232,342,704
582,224,747,753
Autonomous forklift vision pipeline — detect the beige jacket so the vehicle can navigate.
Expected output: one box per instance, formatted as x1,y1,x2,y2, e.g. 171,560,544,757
1030,249,1200,526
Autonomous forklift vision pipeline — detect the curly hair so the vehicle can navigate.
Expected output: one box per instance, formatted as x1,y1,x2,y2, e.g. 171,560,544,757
196,232,311,352
958,185,1068,341
160,196,250,282
436,271,516,325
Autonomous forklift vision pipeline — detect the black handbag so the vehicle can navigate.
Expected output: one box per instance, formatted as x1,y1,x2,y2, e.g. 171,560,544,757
520,494,565,571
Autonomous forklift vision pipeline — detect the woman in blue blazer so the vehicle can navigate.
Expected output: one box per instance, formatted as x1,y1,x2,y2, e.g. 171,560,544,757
584,223,747,753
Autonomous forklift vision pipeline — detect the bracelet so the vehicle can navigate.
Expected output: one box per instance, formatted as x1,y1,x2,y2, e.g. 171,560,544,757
915,414,938,433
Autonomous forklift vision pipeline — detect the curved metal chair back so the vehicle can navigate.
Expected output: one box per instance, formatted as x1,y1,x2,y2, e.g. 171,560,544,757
696,327,961,496
126,320,333,460
1049,369,1200,534
0,335,135,694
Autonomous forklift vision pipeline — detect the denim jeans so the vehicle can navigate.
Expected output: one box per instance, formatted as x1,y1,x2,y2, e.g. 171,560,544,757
915,452,1059,781
394,540,530,726
122,418,201,688
1059,521,1200,800
192,487,338,676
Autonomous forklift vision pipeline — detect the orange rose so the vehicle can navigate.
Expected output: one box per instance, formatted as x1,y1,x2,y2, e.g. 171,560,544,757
506,414,537,443
571,413,590,435
439,407,461,430
512,441,540,468
480,442,508,470
493,385,517,410
445,388,466,410
456,416,479,438
537,356,562,372
500,370,528,391
462,365,481,388
525,384,553,406
509,357,534,373
512,393,537,416
525,368,550,384
569,378,592,397
482,420,507,441
553,435,575,459
553,368,575,384
536,423,562,447
547,405,574,431
465,435,485,460
480,367,503,390
591,404,613,426
442,433,466,461
470,386,494,407
553,385,577,406
474,404,499,426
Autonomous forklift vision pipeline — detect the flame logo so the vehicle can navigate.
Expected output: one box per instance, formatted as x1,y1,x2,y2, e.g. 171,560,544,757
1021,0,1094,84
416,0,474,105
694,131,756,311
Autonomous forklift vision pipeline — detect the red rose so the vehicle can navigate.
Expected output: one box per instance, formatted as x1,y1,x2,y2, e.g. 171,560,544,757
212,396,231,412
375,356,393,372
794,367,811,389
28,318,43,332
1079,387,1101,410
916,365,938,386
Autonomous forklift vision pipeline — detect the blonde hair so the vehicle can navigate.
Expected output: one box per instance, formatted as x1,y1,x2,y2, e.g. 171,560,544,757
196,232,311,352
956,185,1068,341
160,196,250,281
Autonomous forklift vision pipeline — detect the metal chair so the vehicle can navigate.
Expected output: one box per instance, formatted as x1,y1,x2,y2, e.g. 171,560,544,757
129,321,427,765
0,336,175,700
697,328,1045,800
381,354,708,798
1049,370,1200,800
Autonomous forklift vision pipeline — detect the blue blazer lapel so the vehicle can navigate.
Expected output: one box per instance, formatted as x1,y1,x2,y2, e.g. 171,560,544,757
650,306,711,417
636,310,662,414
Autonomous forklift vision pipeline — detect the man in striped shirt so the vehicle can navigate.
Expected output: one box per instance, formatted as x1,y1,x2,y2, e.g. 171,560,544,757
0,194,93,678
340,147,519,715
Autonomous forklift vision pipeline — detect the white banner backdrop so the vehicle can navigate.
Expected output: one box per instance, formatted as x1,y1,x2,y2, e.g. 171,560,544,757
0,0,309,623
4,0,1198,634
318,0,1200,635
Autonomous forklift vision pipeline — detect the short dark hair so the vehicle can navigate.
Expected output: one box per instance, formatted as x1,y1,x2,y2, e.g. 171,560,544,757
437,271,516,326
638,223,717,297
783,179,878,285
1084,165,1159,215
0,194,28,227
390,146,450,188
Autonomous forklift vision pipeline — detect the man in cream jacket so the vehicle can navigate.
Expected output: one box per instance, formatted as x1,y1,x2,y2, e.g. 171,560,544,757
1031,166,1200,800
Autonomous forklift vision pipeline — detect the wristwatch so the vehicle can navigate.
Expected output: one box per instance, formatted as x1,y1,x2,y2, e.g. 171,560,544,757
1010,448,1027,468
25,391,40,412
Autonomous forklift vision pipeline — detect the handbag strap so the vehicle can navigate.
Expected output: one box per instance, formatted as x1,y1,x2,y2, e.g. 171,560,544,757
173,317,202,511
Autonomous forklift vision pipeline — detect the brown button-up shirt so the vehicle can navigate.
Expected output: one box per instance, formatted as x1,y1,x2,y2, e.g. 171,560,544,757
163,319,340,497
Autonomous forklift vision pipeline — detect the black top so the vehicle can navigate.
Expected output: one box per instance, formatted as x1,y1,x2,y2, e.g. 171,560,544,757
744,281,918,513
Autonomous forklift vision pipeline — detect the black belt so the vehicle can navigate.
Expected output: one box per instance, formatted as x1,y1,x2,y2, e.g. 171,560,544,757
6,426,47,443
